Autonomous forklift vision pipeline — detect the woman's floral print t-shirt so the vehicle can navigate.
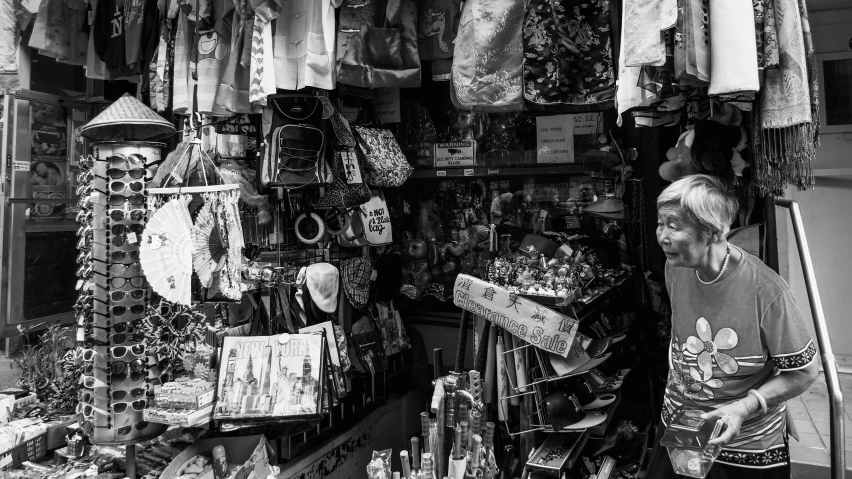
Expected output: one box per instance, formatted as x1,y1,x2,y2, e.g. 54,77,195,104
663,245,816,469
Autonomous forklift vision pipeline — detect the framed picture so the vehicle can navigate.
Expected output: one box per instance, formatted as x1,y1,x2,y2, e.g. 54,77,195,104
817,52,852,133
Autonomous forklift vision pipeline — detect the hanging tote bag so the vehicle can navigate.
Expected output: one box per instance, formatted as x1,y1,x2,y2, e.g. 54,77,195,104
359,190,393,246
316,112,372,208
352,126,413,187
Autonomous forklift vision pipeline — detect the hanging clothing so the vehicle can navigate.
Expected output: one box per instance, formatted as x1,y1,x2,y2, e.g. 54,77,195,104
416,0,462,81
522,0,619,113
172,3,195,114
30,0,88,66
751,0,818,195
93,0,158,78
273,0,341,90
0,0,20,89
622,0,665,67
85,0,110,80
336,0,421,89
615,0,660,126
215,2,254,114
125,0,148,69
708,0,759,98
451,0,524,111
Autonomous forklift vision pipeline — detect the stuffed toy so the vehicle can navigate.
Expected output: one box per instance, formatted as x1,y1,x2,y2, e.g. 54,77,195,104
218,160,272,224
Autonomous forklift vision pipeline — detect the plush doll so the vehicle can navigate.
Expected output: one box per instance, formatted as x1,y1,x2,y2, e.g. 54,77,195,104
218,160,272,224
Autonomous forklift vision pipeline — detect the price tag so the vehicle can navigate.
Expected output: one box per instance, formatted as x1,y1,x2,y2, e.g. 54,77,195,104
463,169,474,176
488,169,499,175
127,232,139,245
342,151,363,184
76,327,85,342
436,171,447,177
370,269,378,281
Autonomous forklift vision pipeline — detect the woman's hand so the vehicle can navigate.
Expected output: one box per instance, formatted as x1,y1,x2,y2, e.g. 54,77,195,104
702,400,754,447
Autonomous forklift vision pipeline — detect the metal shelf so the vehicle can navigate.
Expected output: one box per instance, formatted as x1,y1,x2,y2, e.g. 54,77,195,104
408,163,598,180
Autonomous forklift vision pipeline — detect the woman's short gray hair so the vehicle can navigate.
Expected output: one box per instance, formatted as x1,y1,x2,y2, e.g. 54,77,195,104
656,174,739,238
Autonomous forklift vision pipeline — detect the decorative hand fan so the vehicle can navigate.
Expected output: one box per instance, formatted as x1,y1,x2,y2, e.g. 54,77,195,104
192,201,229,287
139,199,195,305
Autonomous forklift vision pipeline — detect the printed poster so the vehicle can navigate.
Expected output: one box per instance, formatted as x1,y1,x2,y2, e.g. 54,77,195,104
29,102,68,219
214,334,325,420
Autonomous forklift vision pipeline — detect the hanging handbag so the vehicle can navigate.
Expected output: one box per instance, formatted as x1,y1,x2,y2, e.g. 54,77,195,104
337,208,369,248
352,126,413,187
317,112,372,208
348,315,388,375
359,189,393,246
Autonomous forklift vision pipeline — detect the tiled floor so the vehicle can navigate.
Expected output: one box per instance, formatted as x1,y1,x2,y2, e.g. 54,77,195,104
788,372,852,478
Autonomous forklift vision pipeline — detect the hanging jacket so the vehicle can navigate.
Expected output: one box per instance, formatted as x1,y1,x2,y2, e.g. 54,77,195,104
336,0,421,89
522,0,620,113
450,0,525,111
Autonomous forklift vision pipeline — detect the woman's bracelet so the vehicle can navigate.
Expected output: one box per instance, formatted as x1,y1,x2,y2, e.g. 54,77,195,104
748,389,769,416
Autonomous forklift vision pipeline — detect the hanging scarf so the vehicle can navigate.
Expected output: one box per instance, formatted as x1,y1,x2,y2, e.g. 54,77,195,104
751,0,818,196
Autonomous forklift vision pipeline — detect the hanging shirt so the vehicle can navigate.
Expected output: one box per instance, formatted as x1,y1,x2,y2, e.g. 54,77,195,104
663,246,816,469
273,0,340,90
94,0,157,78
94,0,134,77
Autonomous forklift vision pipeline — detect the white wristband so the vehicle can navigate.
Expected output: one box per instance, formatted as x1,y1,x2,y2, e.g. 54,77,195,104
748,389,768,416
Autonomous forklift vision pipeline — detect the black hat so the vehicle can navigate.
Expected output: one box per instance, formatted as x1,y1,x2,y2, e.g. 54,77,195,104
544,389,607,431
570,377,617,410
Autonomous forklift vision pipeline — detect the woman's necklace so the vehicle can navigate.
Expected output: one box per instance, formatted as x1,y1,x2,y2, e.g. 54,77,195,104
695,246,731,285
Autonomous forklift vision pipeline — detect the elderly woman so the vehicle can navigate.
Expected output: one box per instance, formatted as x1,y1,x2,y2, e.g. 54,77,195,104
652,175,818,478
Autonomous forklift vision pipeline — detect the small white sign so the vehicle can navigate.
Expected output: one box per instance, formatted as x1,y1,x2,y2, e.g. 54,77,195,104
463,169,474,176
434,141,476,168
536,115,574,164
12,161,28,171
374,88,401,124
341,150,363,184
571,112,601,135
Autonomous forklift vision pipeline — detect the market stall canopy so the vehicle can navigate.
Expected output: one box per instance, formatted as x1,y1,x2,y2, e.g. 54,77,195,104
80,93,176,141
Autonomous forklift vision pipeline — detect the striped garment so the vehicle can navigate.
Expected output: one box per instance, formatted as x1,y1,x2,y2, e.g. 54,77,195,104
249,15,266,106
662,246,816,468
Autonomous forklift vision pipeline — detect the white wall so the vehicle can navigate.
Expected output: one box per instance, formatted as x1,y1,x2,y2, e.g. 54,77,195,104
777,5,852,371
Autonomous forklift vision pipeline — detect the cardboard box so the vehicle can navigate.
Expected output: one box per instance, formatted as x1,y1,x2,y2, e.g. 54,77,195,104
155,389,215,410
144,405,214,427
161,435,274,479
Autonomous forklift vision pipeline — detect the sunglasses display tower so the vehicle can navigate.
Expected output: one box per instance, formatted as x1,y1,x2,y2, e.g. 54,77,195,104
77,95,176,461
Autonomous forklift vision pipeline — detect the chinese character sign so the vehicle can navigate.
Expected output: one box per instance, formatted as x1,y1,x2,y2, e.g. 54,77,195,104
453,274,579,358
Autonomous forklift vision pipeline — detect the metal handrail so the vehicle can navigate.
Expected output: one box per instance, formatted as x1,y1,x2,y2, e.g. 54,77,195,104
775,198,844,479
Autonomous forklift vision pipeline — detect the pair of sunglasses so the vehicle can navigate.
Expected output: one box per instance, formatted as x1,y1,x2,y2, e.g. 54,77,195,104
107,153,146,170
81,387,148,404
78,250,142,265
83,359,145,376
109,208,146,223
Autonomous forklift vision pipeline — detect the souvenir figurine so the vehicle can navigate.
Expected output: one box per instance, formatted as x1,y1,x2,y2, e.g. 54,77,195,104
485,112,522,152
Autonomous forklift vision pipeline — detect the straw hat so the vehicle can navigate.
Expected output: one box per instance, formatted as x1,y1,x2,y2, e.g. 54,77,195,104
80,94,175,141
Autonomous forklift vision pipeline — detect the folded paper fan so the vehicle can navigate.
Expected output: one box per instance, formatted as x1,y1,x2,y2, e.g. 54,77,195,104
139,199,195,305
192,201,229,288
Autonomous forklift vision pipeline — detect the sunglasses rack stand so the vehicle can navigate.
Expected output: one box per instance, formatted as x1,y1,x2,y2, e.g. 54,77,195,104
77,143,168,450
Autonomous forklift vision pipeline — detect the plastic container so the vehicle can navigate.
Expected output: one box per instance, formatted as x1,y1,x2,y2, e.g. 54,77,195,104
659,409,724,478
